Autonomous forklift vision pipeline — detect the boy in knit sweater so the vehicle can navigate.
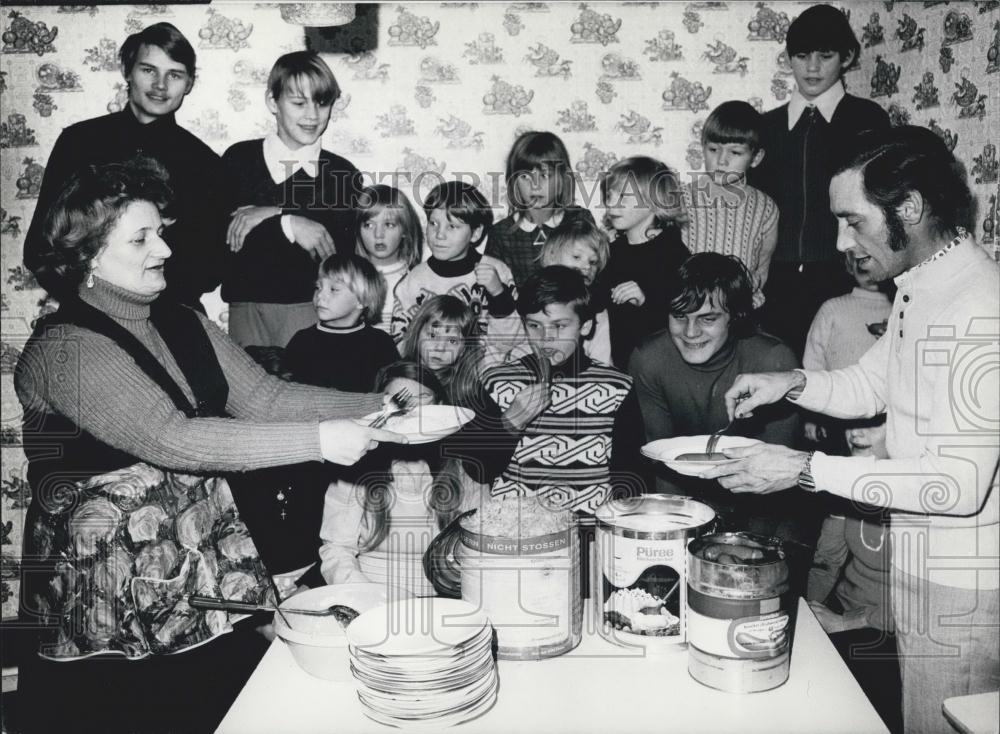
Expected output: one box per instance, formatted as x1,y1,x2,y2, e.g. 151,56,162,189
683,101,778,310
749,4,889,356
474,266,641,515
802,250,893,453
629,254,808,557
221,51,362,349
391,181,523,364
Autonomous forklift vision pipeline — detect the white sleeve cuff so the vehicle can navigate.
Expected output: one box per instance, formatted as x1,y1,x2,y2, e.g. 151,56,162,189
281,214,296,243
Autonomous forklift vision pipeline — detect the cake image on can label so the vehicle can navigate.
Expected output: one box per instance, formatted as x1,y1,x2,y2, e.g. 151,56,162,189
594,495,715,650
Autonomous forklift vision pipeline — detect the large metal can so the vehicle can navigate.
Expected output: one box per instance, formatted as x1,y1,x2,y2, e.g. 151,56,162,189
594,495,716,651
687,532,791,693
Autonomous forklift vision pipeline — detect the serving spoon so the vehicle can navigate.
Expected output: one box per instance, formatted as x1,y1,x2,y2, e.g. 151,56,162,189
675,401,746,462
188,595,360,627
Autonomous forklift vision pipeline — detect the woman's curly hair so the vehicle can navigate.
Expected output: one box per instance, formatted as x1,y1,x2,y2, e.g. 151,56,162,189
35,155,173,297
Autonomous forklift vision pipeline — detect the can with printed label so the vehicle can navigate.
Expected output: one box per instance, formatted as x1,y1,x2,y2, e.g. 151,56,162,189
594,495,716,651
686,532,791,693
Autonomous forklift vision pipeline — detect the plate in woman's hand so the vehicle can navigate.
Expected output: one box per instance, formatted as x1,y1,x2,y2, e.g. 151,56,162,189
356,405,475,444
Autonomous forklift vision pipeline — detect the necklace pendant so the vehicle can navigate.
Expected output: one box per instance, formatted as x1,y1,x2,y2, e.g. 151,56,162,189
277,488,288,521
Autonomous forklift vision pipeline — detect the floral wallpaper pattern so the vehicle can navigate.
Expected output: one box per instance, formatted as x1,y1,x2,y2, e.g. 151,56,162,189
1,1,998,619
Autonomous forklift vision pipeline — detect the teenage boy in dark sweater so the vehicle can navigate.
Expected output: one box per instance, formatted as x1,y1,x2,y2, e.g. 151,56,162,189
749,4,889,357
629,254,811,558
23,23,226,310
221,51,363,349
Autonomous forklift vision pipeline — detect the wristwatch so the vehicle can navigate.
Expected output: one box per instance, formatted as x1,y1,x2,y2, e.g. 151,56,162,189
797,451,817,491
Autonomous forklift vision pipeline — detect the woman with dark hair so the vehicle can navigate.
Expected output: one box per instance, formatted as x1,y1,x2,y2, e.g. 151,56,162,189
13,157,404,734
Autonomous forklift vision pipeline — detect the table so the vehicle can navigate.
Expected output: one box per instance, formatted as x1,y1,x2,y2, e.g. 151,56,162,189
218,598,888,734
943,691,1000,734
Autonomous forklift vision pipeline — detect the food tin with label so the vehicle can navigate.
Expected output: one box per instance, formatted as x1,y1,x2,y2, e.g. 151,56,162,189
686,532,791,693
594,495,716,651
425,496,582,661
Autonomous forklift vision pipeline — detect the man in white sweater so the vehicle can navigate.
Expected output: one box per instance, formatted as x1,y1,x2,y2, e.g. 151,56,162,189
705,125,999,734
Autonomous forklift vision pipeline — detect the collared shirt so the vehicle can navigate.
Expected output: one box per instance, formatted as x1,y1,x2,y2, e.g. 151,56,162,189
906,227,966,274
514,209,567,233
262,133,323,184
262,133,324,243
787,79,846,129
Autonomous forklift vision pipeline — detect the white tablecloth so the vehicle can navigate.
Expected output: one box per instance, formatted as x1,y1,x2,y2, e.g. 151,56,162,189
217,598,888,734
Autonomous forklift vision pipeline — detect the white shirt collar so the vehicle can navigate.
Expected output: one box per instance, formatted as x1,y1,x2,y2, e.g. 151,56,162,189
515,209,566,232
787,79,846,129
262,133,322,184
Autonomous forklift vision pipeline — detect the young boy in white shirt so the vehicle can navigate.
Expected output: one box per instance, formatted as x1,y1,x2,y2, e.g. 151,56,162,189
221,51,363,349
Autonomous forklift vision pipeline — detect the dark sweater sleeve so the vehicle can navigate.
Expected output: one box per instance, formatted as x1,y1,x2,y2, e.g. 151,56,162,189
441,385,521,485
642,233,689,324
162,143,229,304
629,343,675,441
609,387,654,494
24,127,81,285
752,341,801,449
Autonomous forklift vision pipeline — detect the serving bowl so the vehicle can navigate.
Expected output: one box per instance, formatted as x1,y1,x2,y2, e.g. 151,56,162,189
273,583,413,681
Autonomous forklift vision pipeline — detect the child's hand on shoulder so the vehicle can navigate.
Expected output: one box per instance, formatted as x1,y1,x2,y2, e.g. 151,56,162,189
474,262,505,296
611,280,645,306
227,205,280,252
289,215,336,259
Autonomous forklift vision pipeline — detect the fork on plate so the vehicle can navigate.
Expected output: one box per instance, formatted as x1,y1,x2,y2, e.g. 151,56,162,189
368,387,413,429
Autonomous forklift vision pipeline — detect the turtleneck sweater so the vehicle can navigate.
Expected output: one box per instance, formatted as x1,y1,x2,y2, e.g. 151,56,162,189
14,278,383,473
390,250,518,343
629,329,799,496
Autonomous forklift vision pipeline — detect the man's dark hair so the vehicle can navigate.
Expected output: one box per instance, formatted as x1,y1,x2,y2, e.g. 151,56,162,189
517,265,593,323
119,22,197,79
669,253,754,336
786,4,861,69
835,125,973,249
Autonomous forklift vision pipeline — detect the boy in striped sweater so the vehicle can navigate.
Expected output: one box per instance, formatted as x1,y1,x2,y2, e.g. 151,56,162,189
474,266,642,515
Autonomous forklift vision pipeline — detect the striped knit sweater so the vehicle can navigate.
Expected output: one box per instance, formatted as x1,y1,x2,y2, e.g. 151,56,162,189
682,181,778,308
14,277,383,473
483,352,633,514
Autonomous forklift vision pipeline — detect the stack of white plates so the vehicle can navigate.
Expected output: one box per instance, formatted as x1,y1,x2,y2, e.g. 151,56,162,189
346,597,498,728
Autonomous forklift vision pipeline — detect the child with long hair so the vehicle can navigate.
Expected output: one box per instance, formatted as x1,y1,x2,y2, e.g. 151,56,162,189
318,361,472,597
601,156,690,368
486,131,595,286
399,295,483,408
392,181,523,365
354,184,424,335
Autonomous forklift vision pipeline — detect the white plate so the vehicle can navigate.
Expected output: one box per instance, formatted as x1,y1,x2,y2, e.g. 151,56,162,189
641,435,763,477
347,597,489,655
356,405,474,444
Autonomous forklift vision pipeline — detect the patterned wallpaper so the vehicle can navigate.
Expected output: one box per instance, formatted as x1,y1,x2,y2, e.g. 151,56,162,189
1,1,998,618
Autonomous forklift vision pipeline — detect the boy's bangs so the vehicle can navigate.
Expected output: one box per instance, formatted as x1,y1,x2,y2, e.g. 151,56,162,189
703,129,756,148
286,71,336,105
